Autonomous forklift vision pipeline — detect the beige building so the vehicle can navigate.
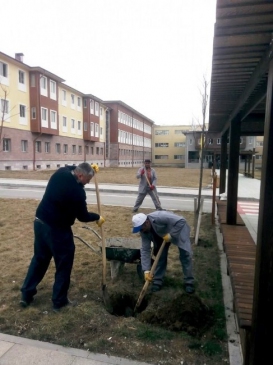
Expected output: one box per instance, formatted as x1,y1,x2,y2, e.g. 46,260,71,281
152,125,191,167
0,51,153,170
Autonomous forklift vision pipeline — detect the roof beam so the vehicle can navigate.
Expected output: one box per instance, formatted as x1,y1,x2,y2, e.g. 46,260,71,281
222,38,273,133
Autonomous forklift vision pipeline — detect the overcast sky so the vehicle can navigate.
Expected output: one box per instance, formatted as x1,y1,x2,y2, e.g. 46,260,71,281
2,0,216,125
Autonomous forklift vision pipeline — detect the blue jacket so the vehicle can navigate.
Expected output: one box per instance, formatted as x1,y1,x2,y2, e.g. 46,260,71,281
36,166,99,228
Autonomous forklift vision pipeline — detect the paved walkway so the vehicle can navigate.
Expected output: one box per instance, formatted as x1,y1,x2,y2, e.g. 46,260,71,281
0,173,261,365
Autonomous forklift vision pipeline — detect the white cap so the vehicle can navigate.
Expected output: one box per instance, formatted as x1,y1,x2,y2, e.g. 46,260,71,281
132,213,147,233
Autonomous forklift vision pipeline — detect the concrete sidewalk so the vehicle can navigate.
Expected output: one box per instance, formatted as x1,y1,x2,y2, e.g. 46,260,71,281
0,333,151,365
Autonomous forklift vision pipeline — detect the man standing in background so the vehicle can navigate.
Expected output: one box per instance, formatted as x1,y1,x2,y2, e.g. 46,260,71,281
132,159,162,212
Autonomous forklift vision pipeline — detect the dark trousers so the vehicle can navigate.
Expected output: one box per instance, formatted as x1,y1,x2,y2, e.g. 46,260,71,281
21,220,75,308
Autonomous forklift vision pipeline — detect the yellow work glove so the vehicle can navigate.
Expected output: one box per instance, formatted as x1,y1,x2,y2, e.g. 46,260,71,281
91,163,99,173
162,233,171,242
144,271,153,282
96,216,105,227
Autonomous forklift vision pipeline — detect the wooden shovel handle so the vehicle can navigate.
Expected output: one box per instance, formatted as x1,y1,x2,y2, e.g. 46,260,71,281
93,174,107,287
134,240,167,312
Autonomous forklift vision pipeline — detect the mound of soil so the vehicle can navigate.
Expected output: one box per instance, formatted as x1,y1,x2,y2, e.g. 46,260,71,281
137,293,213,336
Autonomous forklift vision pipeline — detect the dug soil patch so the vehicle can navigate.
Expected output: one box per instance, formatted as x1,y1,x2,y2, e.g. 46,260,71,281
138,293,212,336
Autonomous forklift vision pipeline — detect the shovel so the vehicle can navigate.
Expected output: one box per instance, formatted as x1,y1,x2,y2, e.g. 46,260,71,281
134,240,167,313
93,172,113,313
144,171,162,209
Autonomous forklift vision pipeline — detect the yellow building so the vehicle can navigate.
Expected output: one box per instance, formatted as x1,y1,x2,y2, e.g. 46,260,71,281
152,125,191,167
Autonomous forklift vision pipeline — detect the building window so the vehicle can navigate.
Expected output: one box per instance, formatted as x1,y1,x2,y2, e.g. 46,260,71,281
62,90,66,101
95,102,99,116
208,138,213,145
84,122,87,131
64,144,68,154
71,118,75,130
0,61,8,77
56,143,61,154
100,107,102,116
155,155,168,159
1,99,9,115
50,110,57,129
249,137,253,144
90,122,94,136
174,142,185,147
77,97,81,107
96,147,99,154
90,100,94,114
72,145,76,154
91,147,94,155
85,145,89,155
35,141,41,153
45,142,50,153
19,70,25,84
83,99,87,108
40,76,47,96
78,145,82,154
100,147,103,155
31,107,36,119
21,140,28,152
174,155,183,160
155,143,169,147
100,127,103,135
19,104,26,117
217,138,221,145
155,130,169,135
174,130,184,134
3,138,11,152
41,108,48,127
78,121,81,130
63,116,67,127
50,80,57,100
71,94,75,106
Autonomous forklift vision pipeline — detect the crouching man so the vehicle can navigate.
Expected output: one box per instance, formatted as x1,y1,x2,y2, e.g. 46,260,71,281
132,211,195,293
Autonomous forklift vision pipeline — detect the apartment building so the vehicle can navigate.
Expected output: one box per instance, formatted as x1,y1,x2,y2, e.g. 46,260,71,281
103,100,153,167
0,51,153,170
184,130,257,169
152,125,190,167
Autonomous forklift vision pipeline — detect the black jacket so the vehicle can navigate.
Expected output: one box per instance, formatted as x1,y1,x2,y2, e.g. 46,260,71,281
36,166,99,228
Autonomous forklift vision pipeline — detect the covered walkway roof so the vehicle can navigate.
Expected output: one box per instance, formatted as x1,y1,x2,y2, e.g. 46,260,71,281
208,0,273,136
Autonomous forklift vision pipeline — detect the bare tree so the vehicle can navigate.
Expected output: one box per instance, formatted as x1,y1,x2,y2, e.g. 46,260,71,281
194,76,209,244
0,83,8,149
197,76,209,212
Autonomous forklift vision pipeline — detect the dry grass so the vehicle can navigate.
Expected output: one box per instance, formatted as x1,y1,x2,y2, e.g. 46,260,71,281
0,195,229,365
0,167,213,188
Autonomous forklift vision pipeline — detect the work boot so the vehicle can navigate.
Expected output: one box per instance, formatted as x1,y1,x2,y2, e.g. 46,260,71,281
185,284,195,294
151,284,162,292
53,299,78,313
19,296,34,308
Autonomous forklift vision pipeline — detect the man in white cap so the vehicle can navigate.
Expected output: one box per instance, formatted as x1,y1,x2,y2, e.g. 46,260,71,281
132,211,194,293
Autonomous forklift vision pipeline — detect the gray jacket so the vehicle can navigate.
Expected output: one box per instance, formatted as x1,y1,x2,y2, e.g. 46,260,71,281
136,167,157,193
140,210,192,271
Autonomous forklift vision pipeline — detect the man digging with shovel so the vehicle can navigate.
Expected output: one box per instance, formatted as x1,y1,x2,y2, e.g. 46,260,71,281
132,211,195,294
132,159,162,212
20,163,105,312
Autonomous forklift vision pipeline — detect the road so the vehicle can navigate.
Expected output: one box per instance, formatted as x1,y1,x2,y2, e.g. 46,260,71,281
0,186,213,212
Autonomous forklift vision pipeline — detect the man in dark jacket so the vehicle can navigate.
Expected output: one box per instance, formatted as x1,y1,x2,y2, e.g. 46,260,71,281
20,163,105,311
